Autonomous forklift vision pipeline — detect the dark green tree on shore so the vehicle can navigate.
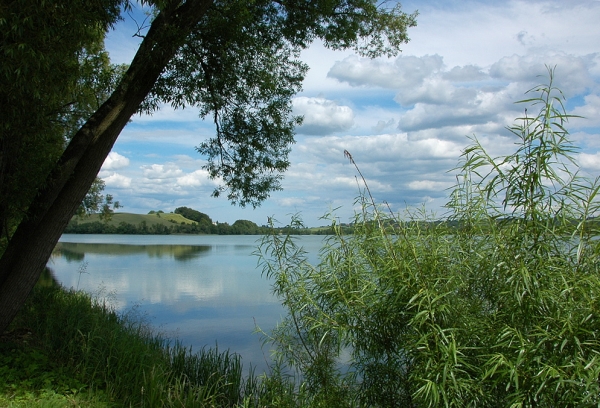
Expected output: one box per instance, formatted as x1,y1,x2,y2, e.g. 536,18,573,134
231,219,260,235
0,0,417,332
174,207,210,223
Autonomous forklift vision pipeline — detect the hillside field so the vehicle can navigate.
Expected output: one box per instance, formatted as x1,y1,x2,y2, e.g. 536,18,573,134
71,212,196,227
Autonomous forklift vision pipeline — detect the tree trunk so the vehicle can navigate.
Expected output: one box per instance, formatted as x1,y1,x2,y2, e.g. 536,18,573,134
0,0,213,333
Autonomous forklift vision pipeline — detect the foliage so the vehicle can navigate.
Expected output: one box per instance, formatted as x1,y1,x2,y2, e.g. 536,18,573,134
76,178,121,222
0,0,417,333
258,71,600,406
146,0,417,207
174,206,213,226
64,210,344,235
0,0,125,249
231,220,261,235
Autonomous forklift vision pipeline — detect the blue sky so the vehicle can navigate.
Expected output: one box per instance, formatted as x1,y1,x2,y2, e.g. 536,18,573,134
101,0,600,227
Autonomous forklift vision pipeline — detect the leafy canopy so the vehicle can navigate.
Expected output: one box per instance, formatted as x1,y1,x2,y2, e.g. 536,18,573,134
174,206,213,226
146,0,417,207
0,0,417,334
0,0,416,249
0,0,125,244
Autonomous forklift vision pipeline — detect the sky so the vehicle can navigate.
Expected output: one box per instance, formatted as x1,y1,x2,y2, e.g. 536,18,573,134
101,0,600,227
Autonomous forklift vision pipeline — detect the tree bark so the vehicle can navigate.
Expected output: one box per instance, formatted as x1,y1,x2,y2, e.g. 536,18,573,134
0,0,213,333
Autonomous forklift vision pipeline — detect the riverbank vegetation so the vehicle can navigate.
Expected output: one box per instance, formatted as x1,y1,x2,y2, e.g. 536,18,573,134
4,73,599,406
257,71,600,406
64,210,349,235
1,273,293,407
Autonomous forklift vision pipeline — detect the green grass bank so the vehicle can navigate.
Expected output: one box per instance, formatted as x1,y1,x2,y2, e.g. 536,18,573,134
0,273,301,407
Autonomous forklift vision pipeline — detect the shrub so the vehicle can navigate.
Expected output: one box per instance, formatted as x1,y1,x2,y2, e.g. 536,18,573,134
258,69,600,407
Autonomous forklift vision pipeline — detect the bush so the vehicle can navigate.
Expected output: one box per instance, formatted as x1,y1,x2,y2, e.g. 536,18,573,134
258,69,600,406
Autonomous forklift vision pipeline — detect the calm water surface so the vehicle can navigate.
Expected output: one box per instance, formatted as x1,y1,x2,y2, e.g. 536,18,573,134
48,234,326,374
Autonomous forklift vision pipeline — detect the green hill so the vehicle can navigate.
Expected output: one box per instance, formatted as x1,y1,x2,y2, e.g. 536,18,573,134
66,212,331,235
72,212,197,227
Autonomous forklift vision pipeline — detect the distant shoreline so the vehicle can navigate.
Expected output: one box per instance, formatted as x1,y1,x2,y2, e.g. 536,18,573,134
65,212,342,235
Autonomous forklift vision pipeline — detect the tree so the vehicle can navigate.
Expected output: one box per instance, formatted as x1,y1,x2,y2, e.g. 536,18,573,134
0,0,417,333
174,206,212,225
231,219,260,234
175,206,213,232
76,177,122,222
0,0,123,244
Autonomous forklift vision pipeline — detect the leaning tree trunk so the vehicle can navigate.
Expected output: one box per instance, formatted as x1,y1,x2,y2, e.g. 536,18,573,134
0,0,213,333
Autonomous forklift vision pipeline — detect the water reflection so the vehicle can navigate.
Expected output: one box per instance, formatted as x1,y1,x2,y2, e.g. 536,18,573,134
39,267,61,288
47,235,306,374
54,242,211,262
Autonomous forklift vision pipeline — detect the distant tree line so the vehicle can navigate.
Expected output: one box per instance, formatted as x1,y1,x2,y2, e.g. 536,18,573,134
64,206,344,235
64,207,595,236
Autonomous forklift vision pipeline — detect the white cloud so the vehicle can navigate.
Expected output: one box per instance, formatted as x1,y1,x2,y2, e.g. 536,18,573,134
373,118,396,133
297,133,464,172
328,54,444,89
442,65,488,82
399,0,600,67
489,52,597,95
102,152,130,171
176,170,214,187
394,77,480,107
142,163,183,179
293,97,355,135
579,152,600,171
101,0,600,227
572,94,600,128
407,180,454,192
277,197,307,207
103,172,132,188
398,100,502,132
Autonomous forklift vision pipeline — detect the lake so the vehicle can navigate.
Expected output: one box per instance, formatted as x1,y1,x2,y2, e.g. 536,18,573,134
48,234,327,375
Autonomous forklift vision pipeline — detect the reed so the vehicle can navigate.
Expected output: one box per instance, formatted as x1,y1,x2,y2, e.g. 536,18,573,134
258,68,600,406
2,282,278,407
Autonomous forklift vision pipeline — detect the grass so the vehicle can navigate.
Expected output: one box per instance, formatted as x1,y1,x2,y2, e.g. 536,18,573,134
0,271,291,407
